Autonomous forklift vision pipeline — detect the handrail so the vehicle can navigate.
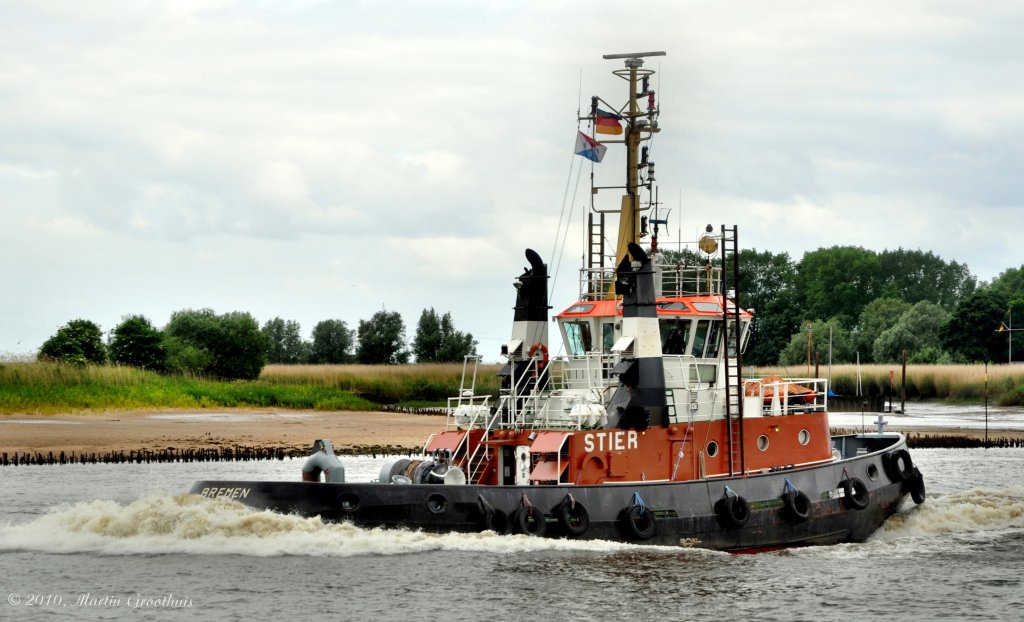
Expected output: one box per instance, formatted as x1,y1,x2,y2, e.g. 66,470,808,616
741,377,830,417
578,264,723,300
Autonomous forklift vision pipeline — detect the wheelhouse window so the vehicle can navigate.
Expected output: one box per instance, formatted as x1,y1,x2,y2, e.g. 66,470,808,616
706,320,722,358
690,320,710,358
690,319,723,359
563,320,593,356
660,319,691,355
602,322,615,353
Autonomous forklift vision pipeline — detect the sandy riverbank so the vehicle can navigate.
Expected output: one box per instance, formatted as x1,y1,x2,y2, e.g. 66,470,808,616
0,410,446,455
3,409,1024,457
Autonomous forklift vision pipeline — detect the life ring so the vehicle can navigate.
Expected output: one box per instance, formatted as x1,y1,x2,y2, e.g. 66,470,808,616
883,449,914,483
841,478,869,510
621,505,656,540
908,468,926,505
716,494,750,528
781,490,811,522
515,505,547,537
527,342,549,366
557,497,590,537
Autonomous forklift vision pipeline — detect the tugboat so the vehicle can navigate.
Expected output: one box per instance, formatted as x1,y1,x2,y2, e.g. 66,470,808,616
191,51,926,551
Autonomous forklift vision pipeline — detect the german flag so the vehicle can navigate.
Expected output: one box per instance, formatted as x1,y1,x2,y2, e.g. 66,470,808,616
595,108,623,135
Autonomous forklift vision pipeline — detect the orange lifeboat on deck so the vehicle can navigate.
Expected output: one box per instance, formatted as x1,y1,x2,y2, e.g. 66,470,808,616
744,375,816,404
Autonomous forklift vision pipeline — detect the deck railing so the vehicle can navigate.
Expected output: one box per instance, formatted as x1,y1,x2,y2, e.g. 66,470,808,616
579,263,723,300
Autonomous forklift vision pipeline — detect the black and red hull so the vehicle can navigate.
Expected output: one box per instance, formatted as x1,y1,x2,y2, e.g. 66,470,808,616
190,433,923,551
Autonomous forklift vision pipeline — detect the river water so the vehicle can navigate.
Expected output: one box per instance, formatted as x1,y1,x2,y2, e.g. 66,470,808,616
1,448,1022,621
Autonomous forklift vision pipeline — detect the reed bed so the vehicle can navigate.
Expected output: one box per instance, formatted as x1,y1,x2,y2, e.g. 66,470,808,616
757,364,1024,406
7,360,1017,414
260,363,503,405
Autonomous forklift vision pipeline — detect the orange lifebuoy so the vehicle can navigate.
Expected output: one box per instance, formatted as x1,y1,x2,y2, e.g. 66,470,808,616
528,342,549,366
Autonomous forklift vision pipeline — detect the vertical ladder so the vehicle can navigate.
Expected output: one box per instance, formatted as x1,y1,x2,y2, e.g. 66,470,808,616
587,212,605,298
720,225,745,476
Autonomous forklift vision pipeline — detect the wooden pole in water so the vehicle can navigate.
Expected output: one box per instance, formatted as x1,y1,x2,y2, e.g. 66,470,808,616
985,359,990,449
901,349,907,415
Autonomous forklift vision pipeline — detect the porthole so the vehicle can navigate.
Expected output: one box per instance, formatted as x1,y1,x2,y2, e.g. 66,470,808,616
757,435,769,451
798,429,810,446
426,493,449,515
867,463,879,481
338,492,360,513
706,441,719,457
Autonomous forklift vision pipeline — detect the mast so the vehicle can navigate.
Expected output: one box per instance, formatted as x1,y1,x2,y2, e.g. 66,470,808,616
586,51,664,298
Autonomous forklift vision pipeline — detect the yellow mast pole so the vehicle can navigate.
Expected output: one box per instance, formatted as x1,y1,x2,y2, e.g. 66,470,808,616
600,51,664,295
614,60,642,270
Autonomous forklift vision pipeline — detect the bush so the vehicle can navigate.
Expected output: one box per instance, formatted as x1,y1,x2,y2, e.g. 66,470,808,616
109,315,166,371
165,309,268,380
38,319,107,365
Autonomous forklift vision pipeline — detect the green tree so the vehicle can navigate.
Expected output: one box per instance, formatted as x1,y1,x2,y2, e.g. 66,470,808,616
164,309,268,379
989,267,1024,362
795,246,881,328
942,289,1010,362
436,312,477,362
412,308,443,362
778,318,854,367
262,317,309,364
876,248,976,309
109,315,166,371
852,297,912,363
988,265,1024,299
736,249,800,366
38,319,107,365
356,310,409,364
412,308,477,362
872,301,949,363
308,319,354,364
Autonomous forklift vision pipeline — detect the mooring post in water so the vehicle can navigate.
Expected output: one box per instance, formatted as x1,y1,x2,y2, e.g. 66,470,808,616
901,349,907,415
888,370,894,413
985,359,989,449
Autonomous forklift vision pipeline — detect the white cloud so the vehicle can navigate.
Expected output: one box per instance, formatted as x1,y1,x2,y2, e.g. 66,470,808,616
2,0,1024,356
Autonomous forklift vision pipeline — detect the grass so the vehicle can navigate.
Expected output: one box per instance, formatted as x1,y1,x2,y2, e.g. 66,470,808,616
757,363,1024,406
0,362,501,415
5,360,1018,414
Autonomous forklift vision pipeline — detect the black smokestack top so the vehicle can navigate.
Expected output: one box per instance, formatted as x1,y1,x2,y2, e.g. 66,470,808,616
513,248,550,322
617,242,657,319
606,242,666,430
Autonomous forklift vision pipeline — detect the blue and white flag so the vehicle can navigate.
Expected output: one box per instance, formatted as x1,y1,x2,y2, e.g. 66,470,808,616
574,131,607,163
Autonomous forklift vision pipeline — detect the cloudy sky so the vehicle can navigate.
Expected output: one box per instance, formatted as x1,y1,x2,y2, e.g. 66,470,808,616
2,0,1022,361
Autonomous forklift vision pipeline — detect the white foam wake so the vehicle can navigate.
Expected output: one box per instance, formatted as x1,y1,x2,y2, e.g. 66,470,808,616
872,486,1024,542
0,494,677,558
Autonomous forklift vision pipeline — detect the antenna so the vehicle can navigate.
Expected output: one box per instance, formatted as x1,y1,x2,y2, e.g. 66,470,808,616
602,51,667,60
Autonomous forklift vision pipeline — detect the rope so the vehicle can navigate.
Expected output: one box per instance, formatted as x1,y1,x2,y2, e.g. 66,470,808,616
724,485,736,499
784,478,796,494
520,492,533,509
566,492,577,510
549,155,584,298
631,491,646,513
